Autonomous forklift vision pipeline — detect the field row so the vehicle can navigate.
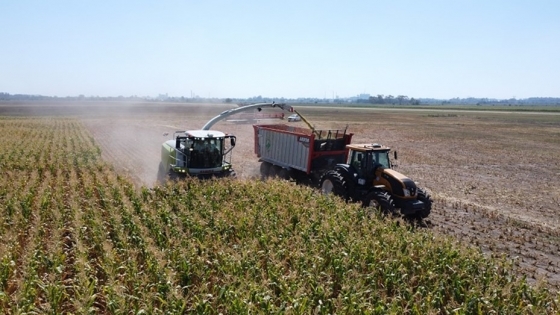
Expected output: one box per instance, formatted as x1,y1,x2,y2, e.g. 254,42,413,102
0,116,558,313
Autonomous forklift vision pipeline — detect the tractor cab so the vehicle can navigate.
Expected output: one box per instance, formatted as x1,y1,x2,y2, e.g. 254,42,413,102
346,143,393,185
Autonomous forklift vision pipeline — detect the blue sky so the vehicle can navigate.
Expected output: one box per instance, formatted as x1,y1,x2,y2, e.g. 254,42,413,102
1,1,559,99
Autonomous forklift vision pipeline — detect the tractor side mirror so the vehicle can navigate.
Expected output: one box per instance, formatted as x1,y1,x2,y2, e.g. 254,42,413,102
394,151,398,160
230,137,236,146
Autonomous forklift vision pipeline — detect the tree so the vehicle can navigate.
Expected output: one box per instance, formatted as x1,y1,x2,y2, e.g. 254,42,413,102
396,95,409,105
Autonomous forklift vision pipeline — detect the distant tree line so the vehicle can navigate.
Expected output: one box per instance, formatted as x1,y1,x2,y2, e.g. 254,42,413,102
0,92,54,101
364,94,421,105
2,92,559,105
421,97,560,106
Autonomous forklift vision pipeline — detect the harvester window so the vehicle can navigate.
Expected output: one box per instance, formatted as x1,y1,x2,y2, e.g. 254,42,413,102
189,138,223,168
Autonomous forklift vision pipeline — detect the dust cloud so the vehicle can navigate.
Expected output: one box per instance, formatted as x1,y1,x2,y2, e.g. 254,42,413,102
75,101,279,187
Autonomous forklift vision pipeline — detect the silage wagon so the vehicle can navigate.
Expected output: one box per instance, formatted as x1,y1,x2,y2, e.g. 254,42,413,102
253,124,353,184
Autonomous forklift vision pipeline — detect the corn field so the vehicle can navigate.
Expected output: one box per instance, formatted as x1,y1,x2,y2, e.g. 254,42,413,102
0,116,558,314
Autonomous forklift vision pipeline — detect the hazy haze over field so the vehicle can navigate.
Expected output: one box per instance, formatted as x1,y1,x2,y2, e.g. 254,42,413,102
1,0,559,99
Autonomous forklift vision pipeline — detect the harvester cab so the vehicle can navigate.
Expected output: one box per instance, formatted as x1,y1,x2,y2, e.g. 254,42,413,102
159,130,237,180
158,102,293,182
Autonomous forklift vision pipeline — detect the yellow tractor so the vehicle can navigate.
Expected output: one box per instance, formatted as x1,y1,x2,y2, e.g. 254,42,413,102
320,143,432,218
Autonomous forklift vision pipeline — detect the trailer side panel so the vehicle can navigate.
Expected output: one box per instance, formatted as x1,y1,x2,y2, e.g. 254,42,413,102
254,125,313,173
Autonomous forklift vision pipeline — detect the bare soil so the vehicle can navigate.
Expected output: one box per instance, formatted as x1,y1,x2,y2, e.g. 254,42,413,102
3,101,559,291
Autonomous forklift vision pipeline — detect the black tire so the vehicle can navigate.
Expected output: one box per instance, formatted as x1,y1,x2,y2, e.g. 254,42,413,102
278,168,291,180
260,162,271,179
319,170,349,201
270,165,282,178
362,191,395,215
415,188,432,218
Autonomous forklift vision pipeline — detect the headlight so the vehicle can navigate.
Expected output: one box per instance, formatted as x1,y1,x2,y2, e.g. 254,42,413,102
403,188,411,197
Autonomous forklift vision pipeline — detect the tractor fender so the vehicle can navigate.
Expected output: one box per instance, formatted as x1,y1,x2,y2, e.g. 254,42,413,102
332,164,354,184
331,164,358,200
332,163,352,175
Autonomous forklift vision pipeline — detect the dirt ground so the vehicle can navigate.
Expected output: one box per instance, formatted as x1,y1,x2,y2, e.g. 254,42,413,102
3,101,559,291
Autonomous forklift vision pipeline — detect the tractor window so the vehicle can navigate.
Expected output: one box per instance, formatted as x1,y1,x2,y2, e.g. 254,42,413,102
348,150,368,178
350,151,365,170
371,151,391,169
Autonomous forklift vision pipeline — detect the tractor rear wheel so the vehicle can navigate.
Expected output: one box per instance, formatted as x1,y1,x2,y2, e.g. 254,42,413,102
320,170,349,201
362,191,395,215
415,188,432,218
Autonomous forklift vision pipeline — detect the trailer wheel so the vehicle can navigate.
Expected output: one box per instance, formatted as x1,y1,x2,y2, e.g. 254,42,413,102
269,165,282,178
415,188,432,219
260,162,272,179
278,168,291,180
362,191,395,215
320,170,348,201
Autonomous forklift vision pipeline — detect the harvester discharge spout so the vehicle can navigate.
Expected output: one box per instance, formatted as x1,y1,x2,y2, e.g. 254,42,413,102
202,102,294,130
293,109,321,138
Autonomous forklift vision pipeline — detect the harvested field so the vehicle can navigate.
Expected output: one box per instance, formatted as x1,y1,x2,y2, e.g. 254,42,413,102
2,101,560,293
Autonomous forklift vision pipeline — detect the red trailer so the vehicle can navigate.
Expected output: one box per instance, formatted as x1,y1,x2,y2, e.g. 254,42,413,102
253,124,353,183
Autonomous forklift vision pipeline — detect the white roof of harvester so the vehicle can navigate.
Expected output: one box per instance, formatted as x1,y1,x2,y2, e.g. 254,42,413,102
185,129,226,138
346,143,390,151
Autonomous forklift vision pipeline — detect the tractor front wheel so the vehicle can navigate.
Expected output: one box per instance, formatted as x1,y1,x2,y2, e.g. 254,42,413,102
362,191,395,215
415,188,433,218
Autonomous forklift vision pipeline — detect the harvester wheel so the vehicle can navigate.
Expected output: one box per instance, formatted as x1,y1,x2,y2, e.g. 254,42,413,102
362,191,395,215
320,170,348,201
415,188,433,219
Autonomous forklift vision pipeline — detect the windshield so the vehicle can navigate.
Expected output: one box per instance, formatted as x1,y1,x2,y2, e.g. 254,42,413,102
188,137,223,168
348,149,391,177
370,151,391,169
